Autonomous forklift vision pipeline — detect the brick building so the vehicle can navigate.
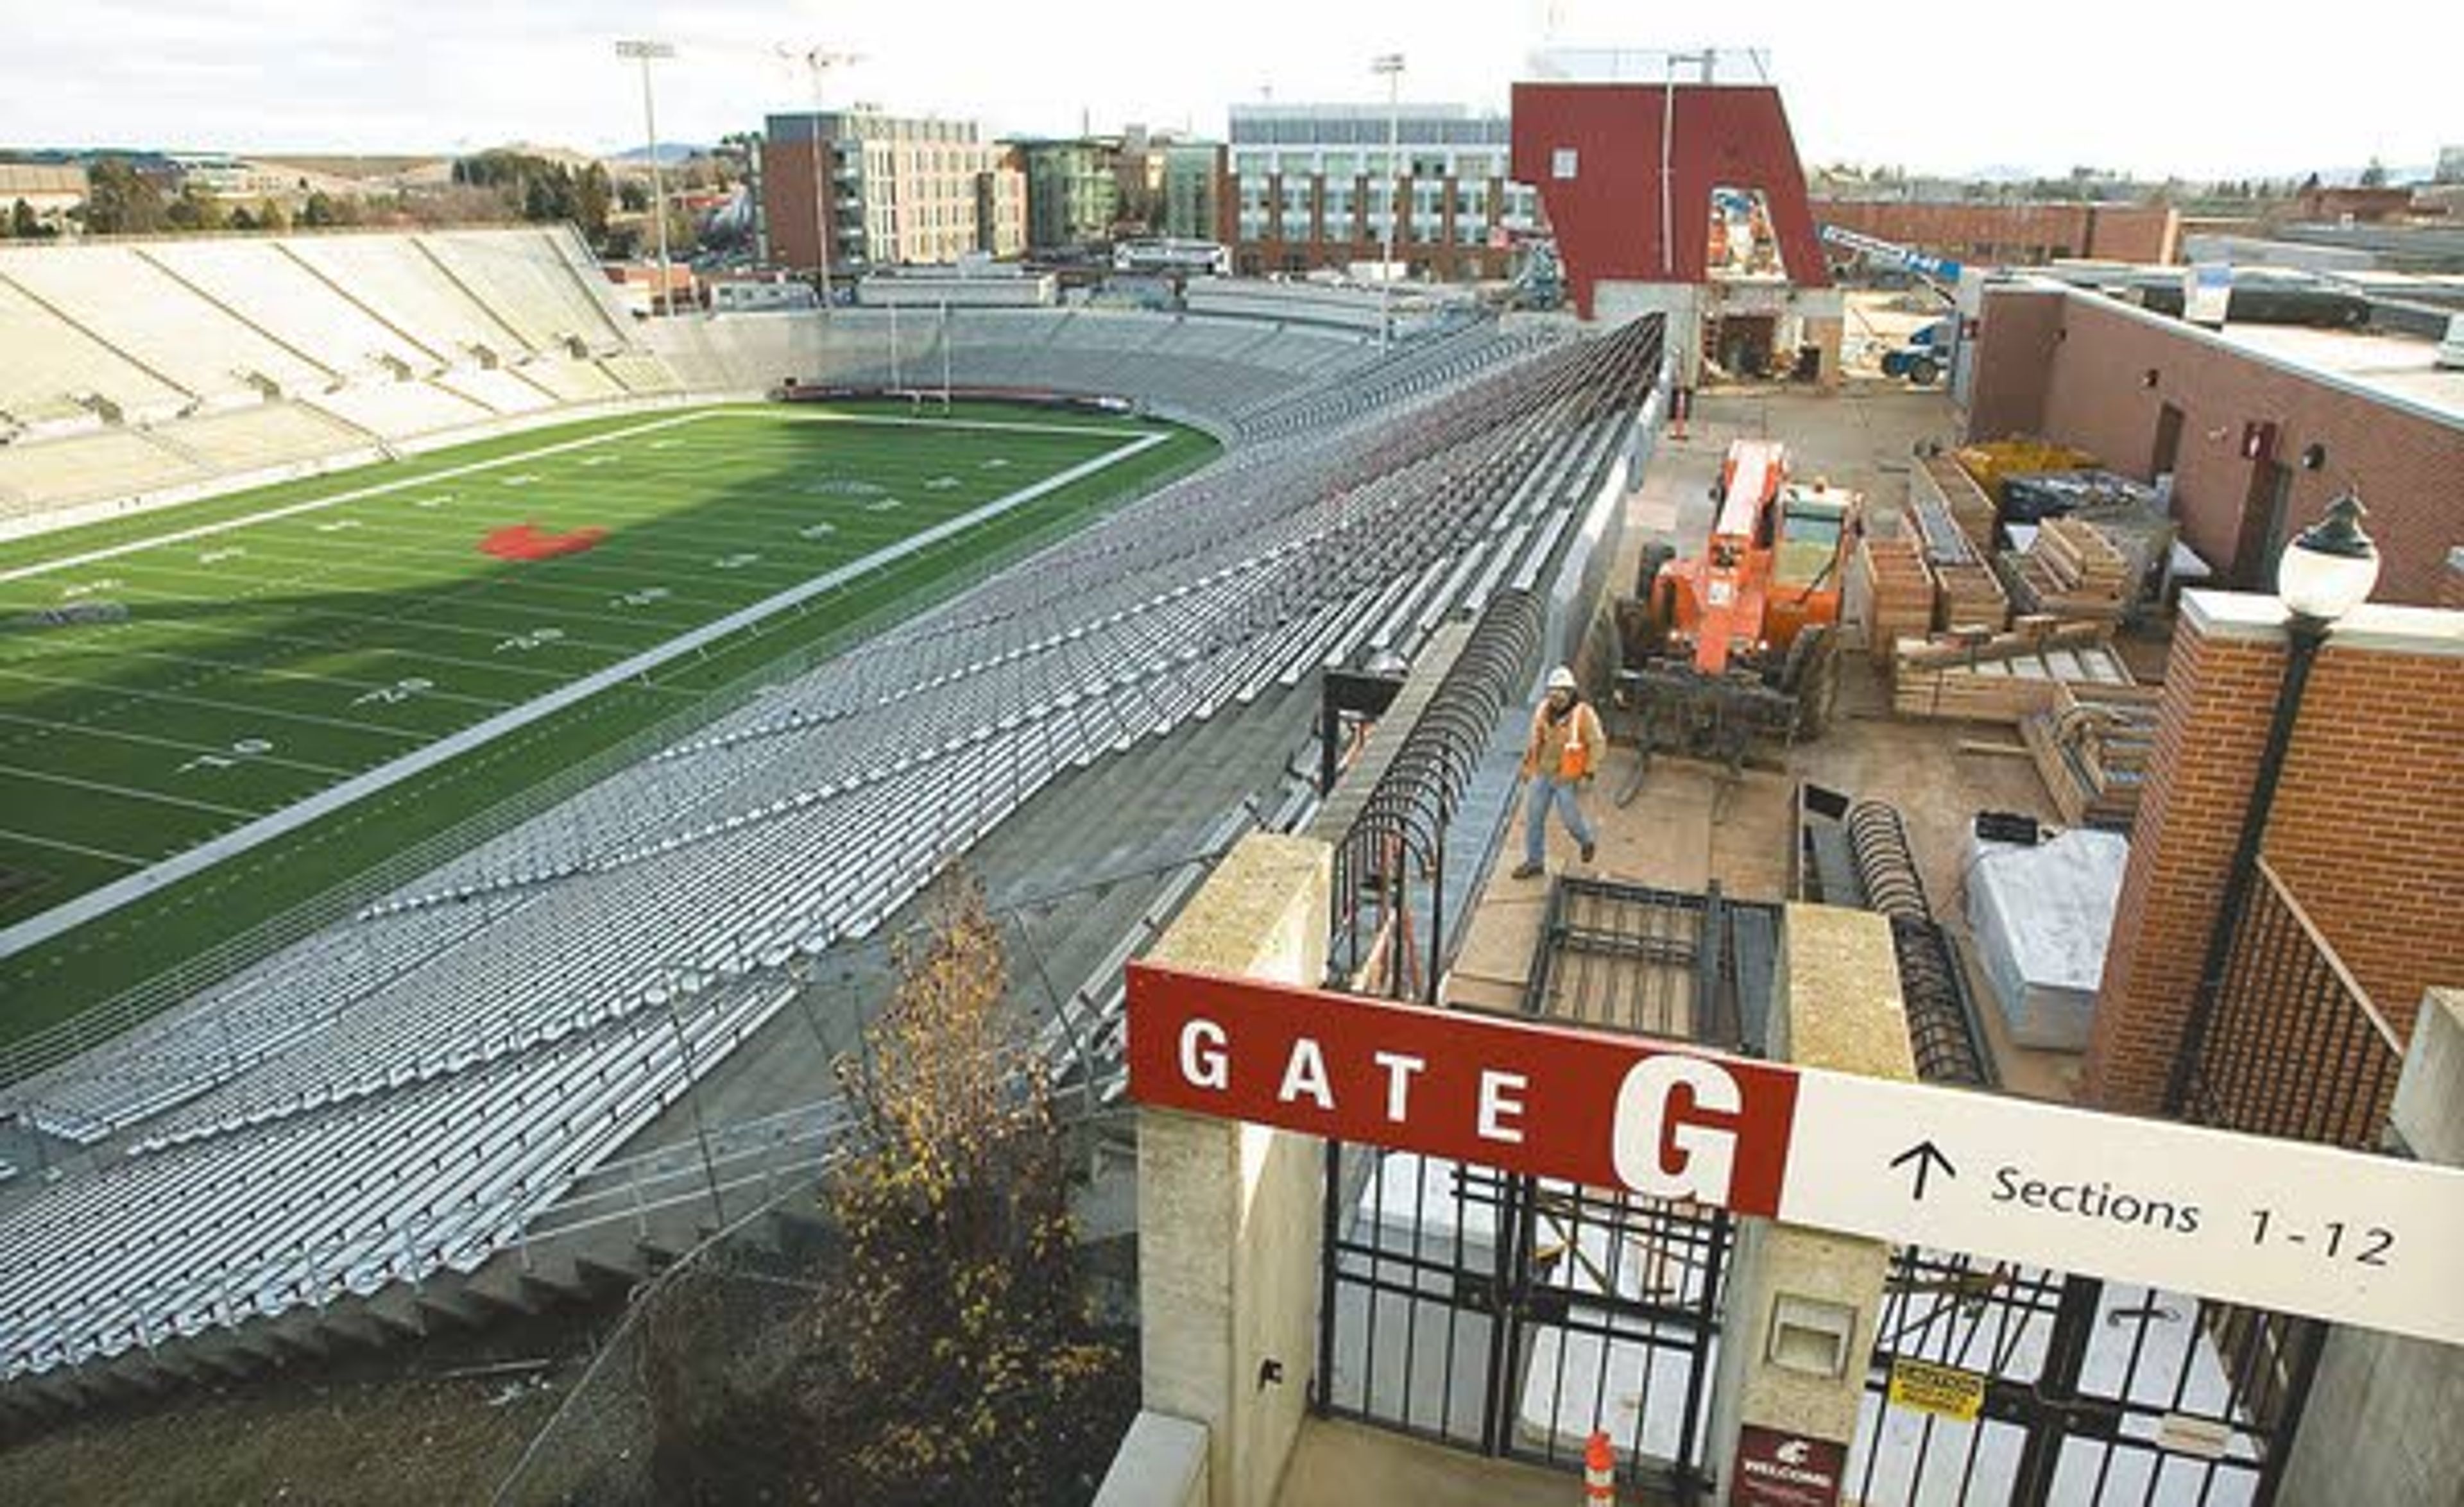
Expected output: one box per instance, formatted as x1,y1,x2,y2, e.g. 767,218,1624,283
762,109,1016,275
1227,102,1537,282
1814,198,2179,267
2088,594,2464,1114
1963,280,2464,604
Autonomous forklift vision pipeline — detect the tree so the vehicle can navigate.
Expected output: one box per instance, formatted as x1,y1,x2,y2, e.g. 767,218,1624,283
254,198,291,232
637,870,1134,1504
165,183,230,233
2359,158,2388,189
82,156,168,235
798,870,1133,1504
576,162,613,245
619,178,649,214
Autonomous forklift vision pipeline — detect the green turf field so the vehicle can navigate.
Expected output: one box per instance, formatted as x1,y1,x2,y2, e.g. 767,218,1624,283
0,402,1214,1039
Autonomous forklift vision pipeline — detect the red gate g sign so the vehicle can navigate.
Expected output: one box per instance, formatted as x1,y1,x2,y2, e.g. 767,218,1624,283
1124,962,1801,1216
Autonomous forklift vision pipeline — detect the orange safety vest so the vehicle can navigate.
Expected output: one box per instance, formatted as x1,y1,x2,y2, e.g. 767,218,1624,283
1527,699,1604,782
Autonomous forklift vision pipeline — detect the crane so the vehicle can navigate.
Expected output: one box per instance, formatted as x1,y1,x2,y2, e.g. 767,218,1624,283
1818,223,1969,385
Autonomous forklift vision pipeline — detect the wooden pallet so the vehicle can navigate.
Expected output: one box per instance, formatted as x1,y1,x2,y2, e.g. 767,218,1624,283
1857,533,1937,666
2021,681,2159,829
2002,516,2132,623
1913,454,1998,558
1934,560,2009,633
1892,621,2148,723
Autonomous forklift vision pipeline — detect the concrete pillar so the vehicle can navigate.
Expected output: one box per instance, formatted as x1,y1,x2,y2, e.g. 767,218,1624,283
1134,833,1333,1507
2277,988,2464,1505
1706,905,1915,1506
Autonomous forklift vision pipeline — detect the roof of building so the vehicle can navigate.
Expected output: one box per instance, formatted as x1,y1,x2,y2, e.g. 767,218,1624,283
2204,320,2464,428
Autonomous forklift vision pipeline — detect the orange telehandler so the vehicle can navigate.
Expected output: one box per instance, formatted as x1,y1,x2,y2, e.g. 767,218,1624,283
1612,439,1856,784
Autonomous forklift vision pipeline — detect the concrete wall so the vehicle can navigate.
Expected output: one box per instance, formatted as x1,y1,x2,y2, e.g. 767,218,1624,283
1093,1410,1211,1507
1707,905,1913,1500
2277,989,2464,1506
2088,593,2464,1113
1133,833,1332,1507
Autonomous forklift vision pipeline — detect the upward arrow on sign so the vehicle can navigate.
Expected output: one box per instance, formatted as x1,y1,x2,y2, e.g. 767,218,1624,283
1890,1141,1956,1201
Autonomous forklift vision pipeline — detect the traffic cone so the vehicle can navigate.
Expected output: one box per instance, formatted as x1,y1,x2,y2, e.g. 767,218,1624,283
1584,1429,1616,1504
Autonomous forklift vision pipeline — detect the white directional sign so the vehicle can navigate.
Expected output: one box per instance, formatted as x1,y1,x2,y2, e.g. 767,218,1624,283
1127,964,2464,1349
1781,1071,2464,1347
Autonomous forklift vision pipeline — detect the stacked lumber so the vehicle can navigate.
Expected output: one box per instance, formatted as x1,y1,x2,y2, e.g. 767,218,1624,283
1892,618,2143,722
2005,516,2130,622
1914,453,1998,557
1904,461,2009,633
1856,532,1937,665
2021,681,2160,830
1934,561,2010,633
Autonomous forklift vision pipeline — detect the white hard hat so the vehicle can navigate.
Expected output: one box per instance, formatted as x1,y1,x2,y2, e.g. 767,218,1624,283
1546,666,1578,692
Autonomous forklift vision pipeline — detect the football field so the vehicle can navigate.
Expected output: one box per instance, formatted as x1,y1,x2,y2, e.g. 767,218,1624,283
0,402,1210,1034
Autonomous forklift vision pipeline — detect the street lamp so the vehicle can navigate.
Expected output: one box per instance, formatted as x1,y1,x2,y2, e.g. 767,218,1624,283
614,40,675,318
1371,53,1405,350
783,46,862,314
2164,492,2379,1118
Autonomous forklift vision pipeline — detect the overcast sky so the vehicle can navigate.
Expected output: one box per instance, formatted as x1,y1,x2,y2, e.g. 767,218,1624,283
1,0,2449,180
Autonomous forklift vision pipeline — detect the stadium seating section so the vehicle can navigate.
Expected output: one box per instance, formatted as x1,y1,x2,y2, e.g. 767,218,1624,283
0,230,1662,1401
0,228,676,524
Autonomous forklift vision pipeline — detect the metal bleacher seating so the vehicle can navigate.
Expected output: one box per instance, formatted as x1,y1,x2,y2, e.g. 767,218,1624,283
0,312,1663,1395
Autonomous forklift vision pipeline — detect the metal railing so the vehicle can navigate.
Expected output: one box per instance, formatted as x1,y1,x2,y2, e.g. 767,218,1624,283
2178,857,2406,1149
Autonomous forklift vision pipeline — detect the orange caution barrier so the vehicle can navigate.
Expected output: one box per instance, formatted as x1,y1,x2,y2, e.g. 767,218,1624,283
1584,1429,1616,1503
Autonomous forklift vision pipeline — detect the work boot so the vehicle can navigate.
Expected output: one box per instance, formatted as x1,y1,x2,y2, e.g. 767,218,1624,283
1511,862,1544,880
1580,839,1597,864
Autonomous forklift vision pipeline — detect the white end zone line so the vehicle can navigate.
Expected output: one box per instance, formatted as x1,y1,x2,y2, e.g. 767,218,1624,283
0,429,1170,959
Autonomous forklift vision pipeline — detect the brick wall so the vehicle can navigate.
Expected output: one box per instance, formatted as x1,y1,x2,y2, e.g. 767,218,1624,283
1966,287,2464,606
1815,201,2178,265
2087,597,2464,1113
1963,285,2064,441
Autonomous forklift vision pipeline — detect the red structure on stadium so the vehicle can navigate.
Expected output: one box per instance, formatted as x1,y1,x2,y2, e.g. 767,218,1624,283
1510,72,1844,384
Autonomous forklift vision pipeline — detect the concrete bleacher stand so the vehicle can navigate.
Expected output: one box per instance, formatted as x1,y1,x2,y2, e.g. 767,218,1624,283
0,227,679,533
0,234,1661,1411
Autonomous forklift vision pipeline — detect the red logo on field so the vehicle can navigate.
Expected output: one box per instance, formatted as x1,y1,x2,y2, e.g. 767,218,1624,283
481,522,606,561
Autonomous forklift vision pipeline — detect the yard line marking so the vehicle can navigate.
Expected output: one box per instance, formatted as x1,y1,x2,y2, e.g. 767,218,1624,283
0,668,430,742
0,830,148,869
0,427,1171,957
36,646,517,712
0,410,725,583
0,713,354,777
0,764,261,819
0,407,1154,583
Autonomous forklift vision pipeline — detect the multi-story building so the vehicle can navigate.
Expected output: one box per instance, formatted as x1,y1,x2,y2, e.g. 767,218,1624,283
973,157,1027,259
762,109,1009,275
1226,102,1539,281
1011,139,1122,255
1160,143,1226,243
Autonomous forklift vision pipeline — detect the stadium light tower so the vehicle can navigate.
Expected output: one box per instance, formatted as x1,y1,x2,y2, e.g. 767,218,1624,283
615,40,676,317
783,46,863,314
1371,53,1405,349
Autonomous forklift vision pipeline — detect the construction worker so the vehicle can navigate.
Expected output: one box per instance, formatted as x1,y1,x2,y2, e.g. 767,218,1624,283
1514,665,1602,880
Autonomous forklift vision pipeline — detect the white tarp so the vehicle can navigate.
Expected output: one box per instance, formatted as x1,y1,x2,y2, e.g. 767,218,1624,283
1965,829,2130,1051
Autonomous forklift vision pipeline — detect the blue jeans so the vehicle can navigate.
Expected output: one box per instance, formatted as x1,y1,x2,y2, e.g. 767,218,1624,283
1523,776,1595,868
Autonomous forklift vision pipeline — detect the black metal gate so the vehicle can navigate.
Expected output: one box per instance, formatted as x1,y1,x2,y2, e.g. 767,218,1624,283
1851,1246,2322,1506
1312,878,1780,1501
1315,1144,1733,1498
